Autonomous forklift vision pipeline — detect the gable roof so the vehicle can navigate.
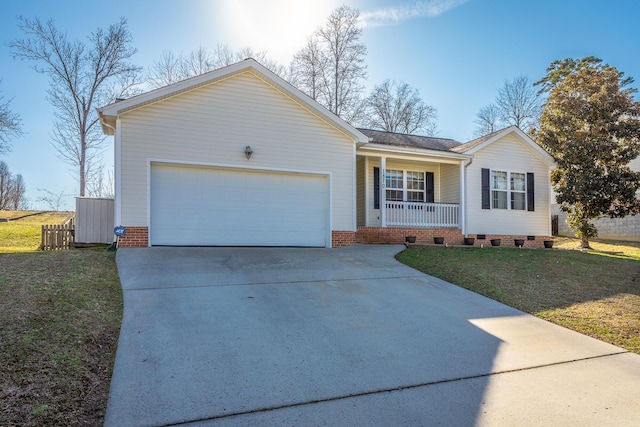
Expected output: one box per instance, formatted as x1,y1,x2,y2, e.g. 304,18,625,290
98,58,368,143
358,128,462,151
453,125,556,166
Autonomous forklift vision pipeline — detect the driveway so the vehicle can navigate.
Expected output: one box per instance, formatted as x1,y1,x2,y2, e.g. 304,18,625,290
106,245,640,426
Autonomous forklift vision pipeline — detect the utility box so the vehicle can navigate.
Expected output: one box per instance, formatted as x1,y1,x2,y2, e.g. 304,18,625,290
75,197,115,244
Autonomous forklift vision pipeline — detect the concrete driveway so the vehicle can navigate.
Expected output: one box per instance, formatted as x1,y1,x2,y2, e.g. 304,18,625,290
106,245,640,426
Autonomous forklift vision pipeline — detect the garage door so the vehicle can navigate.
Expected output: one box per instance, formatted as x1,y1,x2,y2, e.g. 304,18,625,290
150,163,329,247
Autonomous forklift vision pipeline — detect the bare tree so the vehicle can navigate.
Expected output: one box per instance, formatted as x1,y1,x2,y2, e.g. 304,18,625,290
148,50,183,88
147,44,288,89
8,174,27,210
10,17,142,196
317,5,367,122
291,5,367,124
86,163,115,199
473,75,542,136
290,35,326,100
0,80,23,154
365,79,437,135
0,161,11,209
36,188,70,211
495,75,542,131
474,104,500,137
0,161,28,210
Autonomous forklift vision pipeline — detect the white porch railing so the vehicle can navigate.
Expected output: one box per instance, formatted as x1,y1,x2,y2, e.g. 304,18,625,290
386,201,459,227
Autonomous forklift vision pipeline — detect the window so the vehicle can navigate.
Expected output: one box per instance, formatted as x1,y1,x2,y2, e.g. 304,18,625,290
385,169,404,201
491,171,508,209
490,170,526,210
384,169,428,202
406,171,425,202
510,172,526,210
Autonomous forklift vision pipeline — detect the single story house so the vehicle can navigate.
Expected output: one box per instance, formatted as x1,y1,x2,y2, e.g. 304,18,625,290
98,59,556,248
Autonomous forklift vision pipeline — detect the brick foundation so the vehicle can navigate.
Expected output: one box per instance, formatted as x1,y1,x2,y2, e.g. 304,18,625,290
356,226,464,245
117,226,149,248
113,226,551,249
332,230,356,247
465,234,553,249
116,227,356,248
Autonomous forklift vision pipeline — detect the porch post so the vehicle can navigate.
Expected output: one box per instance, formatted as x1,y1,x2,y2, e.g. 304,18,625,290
364,157,370,226
459,160,466,236
380,156,386,227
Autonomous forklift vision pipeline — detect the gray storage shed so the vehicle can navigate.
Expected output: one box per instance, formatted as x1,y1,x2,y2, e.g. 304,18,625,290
75,197,115,244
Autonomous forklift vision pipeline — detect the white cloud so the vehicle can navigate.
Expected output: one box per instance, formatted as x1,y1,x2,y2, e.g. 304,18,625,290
360,0,468,27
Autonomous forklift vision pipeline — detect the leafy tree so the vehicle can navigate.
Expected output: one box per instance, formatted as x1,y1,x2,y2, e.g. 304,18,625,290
364,79,437,135
148,45,287,89
474,75,541,136
535,56,605,94
537,58,640,248
0,80,23,154
291,5,367,123
10,17,142,196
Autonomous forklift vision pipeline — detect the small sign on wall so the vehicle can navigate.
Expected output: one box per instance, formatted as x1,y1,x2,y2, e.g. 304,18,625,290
114,225,126,237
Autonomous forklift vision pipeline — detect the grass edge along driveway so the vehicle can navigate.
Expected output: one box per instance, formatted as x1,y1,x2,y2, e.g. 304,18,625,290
397,238,640,355
0,248,123,427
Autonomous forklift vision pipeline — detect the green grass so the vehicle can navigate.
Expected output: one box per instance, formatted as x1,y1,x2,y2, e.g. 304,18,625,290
0,249,123,426
397,238,640,354
0,211,73,252
0,211,123,426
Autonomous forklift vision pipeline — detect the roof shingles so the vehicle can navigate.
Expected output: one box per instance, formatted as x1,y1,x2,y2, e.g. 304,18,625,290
357,128,462,152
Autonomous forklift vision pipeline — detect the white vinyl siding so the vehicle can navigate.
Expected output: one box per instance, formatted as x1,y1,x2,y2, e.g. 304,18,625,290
118,70,355,231
439,163,460,204
466,134,551,235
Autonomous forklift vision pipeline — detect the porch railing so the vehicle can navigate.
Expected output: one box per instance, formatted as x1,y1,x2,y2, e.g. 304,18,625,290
386,201,459,227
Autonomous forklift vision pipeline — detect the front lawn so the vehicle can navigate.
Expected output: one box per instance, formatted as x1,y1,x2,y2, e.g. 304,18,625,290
0,211,123,426
397,238,640,354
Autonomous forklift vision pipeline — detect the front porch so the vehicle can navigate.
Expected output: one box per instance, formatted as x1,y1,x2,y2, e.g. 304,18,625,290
356,145,469,231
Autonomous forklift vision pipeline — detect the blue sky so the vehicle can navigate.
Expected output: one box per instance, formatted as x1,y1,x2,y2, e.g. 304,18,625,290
1,0,639,209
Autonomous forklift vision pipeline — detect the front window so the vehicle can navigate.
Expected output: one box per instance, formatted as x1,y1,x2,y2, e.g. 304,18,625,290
491,171,507,209
385,169,403,201
492,170,526,210
406,171,425,202
510,172,526,210
386,169,425,202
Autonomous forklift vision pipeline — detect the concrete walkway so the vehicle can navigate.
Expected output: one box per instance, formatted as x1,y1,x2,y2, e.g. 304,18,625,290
105,245,640,426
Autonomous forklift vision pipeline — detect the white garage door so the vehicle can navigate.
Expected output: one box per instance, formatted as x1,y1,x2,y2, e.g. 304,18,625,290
150,163,329,247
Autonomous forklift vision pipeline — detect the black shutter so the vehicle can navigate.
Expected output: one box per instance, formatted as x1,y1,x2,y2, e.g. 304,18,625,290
374,167,380,209
425,172,435,203
481,168,490,209
527,172,535,211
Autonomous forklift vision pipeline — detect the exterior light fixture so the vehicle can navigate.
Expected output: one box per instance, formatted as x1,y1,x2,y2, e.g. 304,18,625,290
244,145,253,160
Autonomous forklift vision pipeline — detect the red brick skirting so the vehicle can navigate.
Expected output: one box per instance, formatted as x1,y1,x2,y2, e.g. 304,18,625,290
117,226,149,248
113,226,551,249
332,230,356,247
465,234,553,249
357,226,464,245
